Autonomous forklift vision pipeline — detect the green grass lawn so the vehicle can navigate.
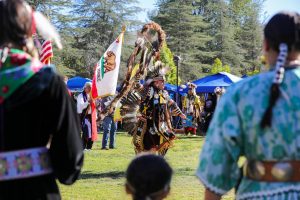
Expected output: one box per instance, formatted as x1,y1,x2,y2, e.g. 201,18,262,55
59,132,234,200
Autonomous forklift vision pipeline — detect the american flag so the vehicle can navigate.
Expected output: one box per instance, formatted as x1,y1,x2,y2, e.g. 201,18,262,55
40,40,53,65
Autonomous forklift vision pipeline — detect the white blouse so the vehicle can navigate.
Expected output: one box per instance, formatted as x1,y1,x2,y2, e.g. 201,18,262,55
76,93,91,114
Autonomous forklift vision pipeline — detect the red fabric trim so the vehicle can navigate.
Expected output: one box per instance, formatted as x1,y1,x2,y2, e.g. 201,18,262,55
91,100,98,141
41,52,53,64
184,127,196,134
31,11,36,35
91,64,99,99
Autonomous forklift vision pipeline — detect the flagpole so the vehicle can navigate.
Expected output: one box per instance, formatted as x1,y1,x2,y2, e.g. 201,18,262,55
121,25,126,43
122,25,126,33
45,58,50,65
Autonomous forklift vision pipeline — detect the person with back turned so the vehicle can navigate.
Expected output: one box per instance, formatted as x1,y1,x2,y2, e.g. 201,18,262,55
197,12,300,200
0,1,83,199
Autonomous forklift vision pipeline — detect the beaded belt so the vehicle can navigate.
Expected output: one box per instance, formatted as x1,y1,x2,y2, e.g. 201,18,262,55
244,160,300,182
0,147,53,181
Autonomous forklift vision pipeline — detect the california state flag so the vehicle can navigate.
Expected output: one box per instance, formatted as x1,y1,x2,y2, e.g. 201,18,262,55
92,31,124,98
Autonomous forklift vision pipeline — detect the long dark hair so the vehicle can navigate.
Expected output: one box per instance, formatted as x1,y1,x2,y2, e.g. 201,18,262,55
126,154,172,200
0,0,32,47
260,12,300,128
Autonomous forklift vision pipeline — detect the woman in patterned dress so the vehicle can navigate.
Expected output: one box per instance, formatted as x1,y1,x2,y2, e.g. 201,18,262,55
197,12,300,200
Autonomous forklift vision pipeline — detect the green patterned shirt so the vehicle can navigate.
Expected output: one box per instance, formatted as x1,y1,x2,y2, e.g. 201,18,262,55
197,67,300,200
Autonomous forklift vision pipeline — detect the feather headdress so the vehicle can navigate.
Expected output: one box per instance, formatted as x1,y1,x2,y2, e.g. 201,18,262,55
23,2,62,49
145,61,169,85
34,11,62,49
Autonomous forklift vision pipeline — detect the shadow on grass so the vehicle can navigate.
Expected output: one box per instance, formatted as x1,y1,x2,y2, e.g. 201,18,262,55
80,171,125,180
175,167,196,176
177,136,205,140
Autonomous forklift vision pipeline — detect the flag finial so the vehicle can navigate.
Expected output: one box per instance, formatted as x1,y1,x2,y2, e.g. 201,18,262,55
122,25,126,33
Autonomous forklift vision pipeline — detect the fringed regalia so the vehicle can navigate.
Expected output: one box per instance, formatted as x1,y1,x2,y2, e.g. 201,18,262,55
127,81,183,156
101,22,183,156
182,83,203,135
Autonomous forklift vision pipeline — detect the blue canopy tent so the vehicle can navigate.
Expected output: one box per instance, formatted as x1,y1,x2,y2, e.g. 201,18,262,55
163,83,176,100
138,80,181,94
164,83,177,93
165,83,186,95
67,76,92,92
184,72,242,93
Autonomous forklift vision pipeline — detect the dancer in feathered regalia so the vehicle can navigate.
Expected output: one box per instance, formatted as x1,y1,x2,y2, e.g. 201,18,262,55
182,83,202,136
131,61,186,156
101,22,185,156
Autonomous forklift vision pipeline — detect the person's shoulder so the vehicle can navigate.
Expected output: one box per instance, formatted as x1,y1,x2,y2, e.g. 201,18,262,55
162,90,169,96
37,65,56,76
226,71,273,96
37,66,72,97
5,66,61,107
77,93,83,98
31,66,55,83
219,71,273,105
17,66,58,92
34,66,64,86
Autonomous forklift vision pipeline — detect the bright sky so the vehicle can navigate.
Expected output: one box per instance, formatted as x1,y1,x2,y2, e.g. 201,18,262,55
137,0,156,22
137,0,300,23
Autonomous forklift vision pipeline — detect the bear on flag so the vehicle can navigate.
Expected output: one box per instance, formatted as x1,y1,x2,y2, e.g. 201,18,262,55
92,29,125,98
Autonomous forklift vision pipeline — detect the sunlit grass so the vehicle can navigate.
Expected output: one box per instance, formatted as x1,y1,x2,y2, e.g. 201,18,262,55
59,133,234,200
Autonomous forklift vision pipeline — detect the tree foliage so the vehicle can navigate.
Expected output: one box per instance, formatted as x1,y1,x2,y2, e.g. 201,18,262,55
210,58,231,74
211,58,222,74
28,0,77,77
152,0,264,79
151,0,214,82
223,64,231,73
29,0,142,79
159,42,181,85
28,0,264,81
72,0,141,69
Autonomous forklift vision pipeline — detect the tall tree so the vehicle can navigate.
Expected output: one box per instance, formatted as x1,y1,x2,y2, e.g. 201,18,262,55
193,0,263,76
160,42,181,85
151,0,214,82
71,0,142,77
230,0,263,73
28,0,143,78
28,0,74,30
28,0,77,77
197,0,243,71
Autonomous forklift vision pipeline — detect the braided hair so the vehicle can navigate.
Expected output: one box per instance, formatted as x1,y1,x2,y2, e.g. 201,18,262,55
260,12,300,128
126,154,172,200
0,0,33,49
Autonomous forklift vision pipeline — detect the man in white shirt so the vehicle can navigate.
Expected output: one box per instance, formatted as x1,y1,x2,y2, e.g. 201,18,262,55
77,82,94,150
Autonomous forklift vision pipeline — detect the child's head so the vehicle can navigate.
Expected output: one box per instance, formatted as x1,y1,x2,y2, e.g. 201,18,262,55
125,154,172,200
